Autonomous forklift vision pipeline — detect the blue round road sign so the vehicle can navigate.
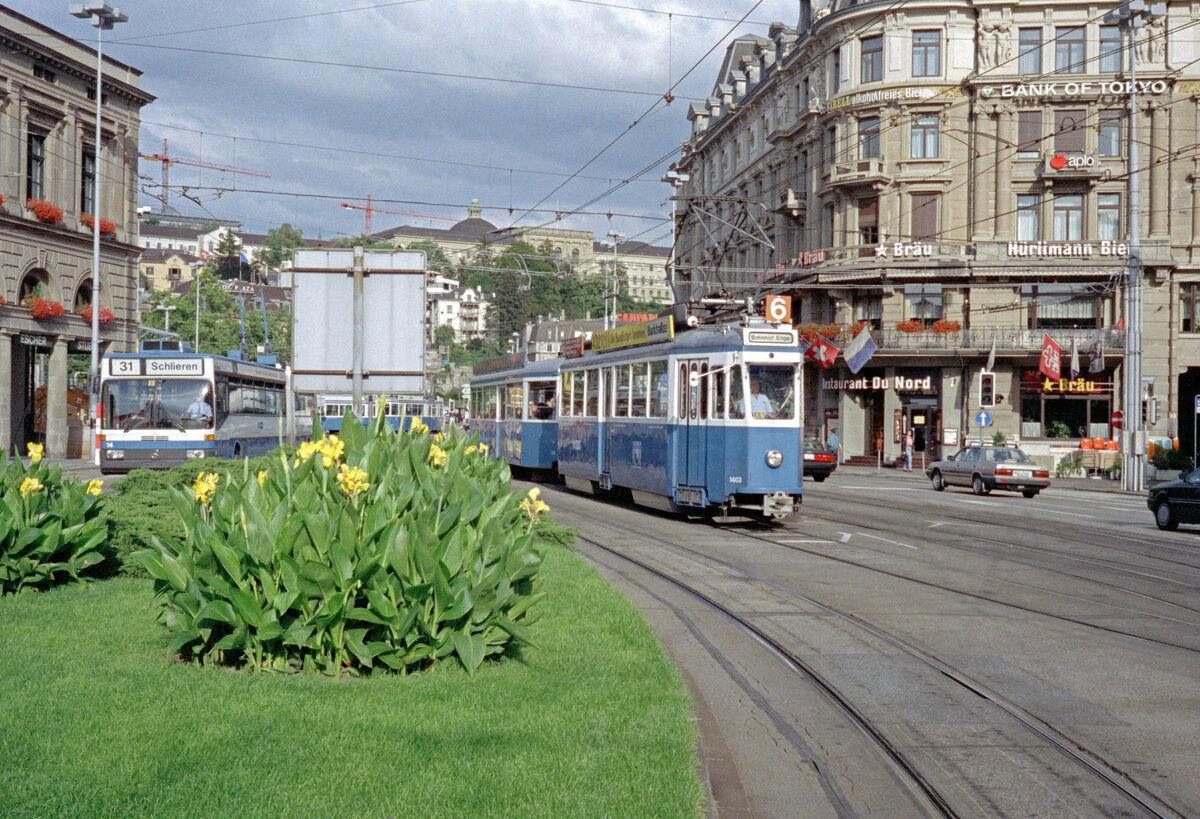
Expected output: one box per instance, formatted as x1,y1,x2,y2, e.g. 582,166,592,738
975,410,993,427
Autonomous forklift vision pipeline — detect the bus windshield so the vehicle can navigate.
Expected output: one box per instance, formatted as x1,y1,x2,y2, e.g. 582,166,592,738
101,378,213,431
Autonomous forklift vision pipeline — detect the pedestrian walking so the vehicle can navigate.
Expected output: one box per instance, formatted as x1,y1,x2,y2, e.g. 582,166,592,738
827,430,840,463
904,427,914,471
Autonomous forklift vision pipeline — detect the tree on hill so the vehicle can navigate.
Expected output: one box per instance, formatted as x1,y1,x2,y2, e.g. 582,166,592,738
258,223,306,268
405,240,455,275
335,234,394,249
213,230,252,281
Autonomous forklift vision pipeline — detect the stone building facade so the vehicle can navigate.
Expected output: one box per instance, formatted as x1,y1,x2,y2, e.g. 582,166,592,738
0,7,152,458
671,0,1200,469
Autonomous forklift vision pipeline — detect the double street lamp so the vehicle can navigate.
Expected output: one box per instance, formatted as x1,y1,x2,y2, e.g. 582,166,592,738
69,1,127,461
605,231,624,330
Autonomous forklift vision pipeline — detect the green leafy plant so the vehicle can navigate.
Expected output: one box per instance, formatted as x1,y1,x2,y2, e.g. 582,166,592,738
1055,453,1084,478
135,411,545,676
1105,460,1122,480
1,446,109,595
1151,447,1193,472
991,430,1007,446
1048,422,1072,438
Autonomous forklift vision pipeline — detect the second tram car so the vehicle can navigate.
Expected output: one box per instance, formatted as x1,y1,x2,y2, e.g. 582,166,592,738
318,395,444,434
469,314,803,519
470,355,561,472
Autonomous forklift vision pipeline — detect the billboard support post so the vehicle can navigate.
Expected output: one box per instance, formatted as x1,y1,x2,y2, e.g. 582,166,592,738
352,245,364,410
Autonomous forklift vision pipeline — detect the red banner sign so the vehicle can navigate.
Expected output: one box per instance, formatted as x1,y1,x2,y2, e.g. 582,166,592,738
1039,334,1062,380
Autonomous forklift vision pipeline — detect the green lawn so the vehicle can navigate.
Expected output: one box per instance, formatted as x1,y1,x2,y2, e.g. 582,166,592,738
0,544,702,818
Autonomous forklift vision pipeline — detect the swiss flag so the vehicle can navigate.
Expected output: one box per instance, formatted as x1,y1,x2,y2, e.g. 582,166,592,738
804,334,840,369
1039,333,1062,380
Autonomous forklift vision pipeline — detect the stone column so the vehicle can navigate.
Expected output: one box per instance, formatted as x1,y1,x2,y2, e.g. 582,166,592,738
995,108,1015,238
973,108,996,241
1149,103,1169,239
45,336,68,459
0,331,12,458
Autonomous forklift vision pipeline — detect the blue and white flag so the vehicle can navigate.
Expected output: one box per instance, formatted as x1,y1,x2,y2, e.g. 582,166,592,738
845,325,878,374
239,251,250,264
1070,336,1080,379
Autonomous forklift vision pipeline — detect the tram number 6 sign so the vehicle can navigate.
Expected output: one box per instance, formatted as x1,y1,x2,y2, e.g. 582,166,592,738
764,294,792,324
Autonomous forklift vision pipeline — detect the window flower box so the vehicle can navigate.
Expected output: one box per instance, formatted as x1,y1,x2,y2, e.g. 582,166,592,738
76,304,115,324
930,319,962,334
23,294,65,320
896,320,926,333
80,213,116,234
26,198,63,224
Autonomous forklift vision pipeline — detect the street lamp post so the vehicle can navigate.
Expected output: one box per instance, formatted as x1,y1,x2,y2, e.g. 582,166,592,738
70,1,127,463
1107,0,1166,492
606,231,624,330
155,304,177,333
661,169,689,305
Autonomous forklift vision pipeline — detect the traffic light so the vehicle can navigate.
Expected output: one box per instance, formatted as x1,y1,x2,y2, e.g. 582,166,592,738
979,372,996,408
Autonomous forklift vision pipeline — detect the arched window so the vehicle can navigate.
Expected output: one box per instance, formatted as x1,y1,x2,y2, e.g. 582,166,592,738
75,278,93,309
18,269,52,303
571,248,580,263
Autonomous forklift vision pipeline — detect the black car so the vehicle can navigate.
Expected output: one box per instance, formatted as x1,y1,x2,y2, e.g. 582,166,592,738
1147,470,1200,530
802,439,838,481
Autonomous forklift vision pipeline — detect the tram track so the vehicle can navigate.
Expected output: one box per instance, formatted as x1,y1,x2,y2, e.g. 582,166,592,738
548,488,1190,818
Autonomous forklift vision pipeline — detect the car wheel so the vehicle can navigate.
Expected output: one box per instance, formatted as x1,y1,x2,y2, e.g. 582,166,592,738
972,475,990,495
1155,501,1179,531
931,470,945,492
1021,488,1038,498
813,474,827,482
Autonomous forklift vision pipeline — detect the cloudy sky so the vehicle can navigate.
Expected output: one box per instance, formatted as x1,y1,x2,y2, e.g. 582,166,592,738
29,0,800,247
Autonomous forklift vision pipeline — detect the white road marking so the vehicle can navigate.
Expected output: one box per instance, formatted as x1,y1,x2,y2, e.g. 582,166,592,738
858,532,920,550
929,521,947,528
778,539,833,544
839,532,852,543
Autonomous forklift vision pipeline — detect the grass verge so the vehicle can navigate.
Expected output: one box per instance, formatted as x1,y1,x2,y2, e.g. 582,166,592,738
0,543,702,817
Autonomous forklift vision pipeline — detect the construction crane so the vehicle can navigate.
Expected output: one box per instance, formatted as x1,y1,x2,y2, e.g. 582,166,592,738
139,138,269,211
340,194,457,237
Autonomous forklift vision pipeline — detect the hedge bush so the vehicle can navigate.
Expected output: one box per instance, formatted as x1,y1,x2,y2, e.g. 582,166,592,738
1,444,109,595
135,412,546,676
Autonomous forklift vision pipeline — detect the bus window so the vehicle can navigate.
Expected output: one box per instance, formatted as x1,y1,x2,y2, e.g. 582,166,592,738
615,365,631,418
631,363,648,418
504,384,524,419
527,380,556,420
571,371,584,416
649,360,668,418
729,365,745,419
586,368,600,416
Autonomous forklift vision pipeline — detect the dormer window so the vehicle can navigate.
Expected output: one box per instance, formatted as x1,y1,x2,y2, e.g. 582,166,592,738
33,64,56,83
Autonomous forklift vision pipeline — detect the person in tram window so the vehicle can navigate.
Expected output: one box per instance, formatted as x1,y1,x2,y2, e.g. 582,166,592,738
742,375,776,419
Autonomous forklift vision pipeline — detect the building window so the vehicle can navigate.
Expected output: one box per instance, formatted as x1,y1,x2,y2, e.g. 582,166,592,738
33,64,56,83
1017,110,1041,158
801,78,809,110
1019,28,1042,74
858,197,879,245
1018,194,1040,240
1056,26,1085,74
831,48,840,94
26,127,46,201
905,284,943,325
81,147,96,216
168,267,181,282
912,30,941,76
855,293,883,329
823,202,835,247
858,115,880,159
1099,25,1122,72
1097,193,1121,241
1054,109,1086,154
861,35,883,83
1182,284,1200,332
1098,110,1122,156
826,125,837,163
1022,284,1100,329
1053,193,1084,241
911,193,939,241
911,114,939,158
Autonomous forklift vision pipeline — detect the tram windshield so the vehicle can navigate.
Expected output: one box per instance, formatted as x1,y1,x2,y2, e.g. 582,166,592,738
101,378,213,431
744,365,796,420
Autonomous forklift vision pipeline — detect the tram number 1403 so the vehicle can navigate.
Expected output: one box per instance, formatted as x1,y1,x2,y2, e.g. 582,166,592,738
729,476,744,485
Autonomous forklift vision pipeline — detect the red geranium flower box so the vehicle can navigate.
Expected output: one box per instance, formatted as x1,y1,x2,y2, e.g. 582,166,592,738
896,320,926,333
24,294,65,320
26,198,63,224
80,213,116,234
930,319,962,334
76,304,115,324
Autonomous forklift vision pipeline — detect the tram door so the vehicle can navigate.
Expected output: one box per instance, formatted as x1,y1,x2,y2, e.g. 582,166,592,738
677,360,708,489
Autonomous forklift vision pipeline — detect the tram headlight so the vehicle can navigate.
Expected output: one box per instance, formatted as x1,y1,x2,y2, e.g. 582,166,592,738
765,450,783,468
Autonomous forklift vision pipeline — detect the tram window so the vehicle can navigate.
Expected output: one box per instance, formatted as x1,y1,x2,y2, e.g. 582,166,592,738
677,363,688,419
729,365,746,419
615,365,631,417
746,365,796,420
586,369,600,416
527,380,556,420
630,363,649,418
699,364,709,419
504,384,524,419
572,371,585,416
560,373,572,416
484,387,498,419
649,360,668,418
688,363,699,420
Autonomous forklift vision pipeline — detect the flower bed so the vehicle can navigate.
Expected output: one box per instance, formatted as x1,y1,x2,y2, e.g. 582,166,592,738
23,294,65,320
80,213,116,234
76,304,115,324
26,199,63,224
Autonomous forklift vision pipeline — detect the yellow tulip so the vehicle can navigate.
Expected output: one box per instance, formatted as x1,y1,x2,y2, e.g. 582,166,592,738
86,479,104,496
19,477,44,498
256,470,267,486
26,442,44,463
429,444,448,468
192,471,219,504
336,463,370,498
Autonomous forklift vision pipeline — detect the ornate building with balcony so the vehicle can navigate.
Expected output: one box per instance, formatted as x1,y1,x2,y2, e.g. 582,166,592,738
0,7,153,458
671,0,1200,466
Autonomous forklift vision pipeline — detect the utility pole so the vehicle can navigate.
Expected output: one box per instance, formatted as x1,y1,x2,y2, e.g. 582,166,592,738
1108,0,1166,492
155,303,176,333
661,169,689,304
606,231,624,330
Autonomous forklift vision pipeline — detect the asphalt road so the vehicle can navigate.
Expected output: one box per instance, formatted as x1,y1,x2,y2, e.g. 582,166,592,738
534,468,1200,818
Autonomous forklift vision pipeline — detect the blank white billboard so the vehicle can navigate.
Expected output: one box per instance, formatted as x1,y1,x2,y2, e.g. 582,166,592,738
291,249,426,395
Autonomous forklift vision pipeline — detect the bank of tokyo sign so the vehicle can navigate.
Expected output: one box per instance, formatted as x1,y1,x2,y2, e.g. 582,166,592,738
979,80,1169,99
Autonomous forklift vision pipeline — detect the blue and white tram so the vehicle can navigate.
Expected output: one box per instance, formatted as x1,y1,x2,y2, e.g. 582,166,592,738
469,355,561,472
318,395,444,434
557,317,802,519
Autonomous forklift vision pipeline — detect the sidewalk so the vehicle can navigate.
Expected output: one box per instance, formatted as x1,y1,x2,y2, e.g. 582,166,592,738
833,462,1146,495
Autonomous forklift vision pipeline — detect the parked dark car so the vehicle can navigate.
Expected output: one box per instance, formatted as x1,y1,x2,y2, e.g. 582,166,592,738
1147,470,1200,530
925,445,1050,497
802,439,838,481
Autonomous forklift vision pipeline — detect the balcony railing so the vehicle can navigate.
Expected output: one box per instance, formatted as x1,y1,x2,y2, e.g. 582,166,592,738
828,156,889,187
875,326,1125,353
